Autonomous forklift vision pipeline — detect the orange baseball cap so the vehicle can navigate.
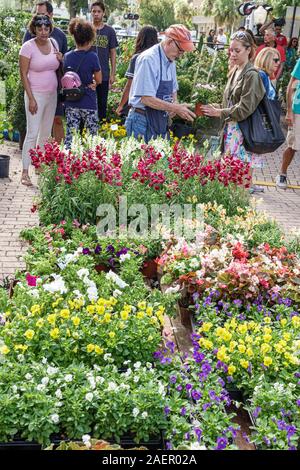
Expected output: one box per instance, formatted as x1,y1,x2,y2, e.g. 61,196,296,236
164,24,195,52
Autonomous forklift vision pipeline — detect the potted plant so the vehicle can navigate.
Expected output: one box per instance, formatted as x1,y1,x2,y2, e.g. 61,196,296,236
7,78,26,150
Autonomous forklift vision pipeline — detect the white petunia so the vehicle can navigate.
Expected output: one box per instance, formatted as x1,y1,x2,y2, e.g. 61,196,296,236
133,376,140,383
64,374,73,382
132,407,140,418
119,253,131,263
141,412,148,419
106,271,128,289
43,275,68,294
47,366,58,375
36,384,46,391
107,382,118,391
25,373,32,380
17,354,25,362
134,361,141,369
87,285,98,302
85,392,94,402
41,377,49,386
77,268,90,279
113,289,122,298
50,414,60,424
55,389,63,399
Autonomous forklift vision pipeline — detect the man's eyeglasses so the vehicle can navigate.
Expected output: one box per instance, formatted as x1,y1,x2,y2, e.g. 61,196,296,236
173,39,184,53
273,58,280,63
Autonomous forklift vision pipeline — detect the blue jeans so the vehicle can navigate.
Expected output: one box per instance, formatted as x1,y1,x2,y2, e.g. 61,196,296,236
125,110,150,142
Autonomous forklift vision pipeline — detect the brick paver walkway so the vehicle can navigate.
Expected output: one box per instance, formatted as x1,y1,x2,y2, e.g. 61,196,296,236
0,138,299,281
0,142,38,282
253,142,300,234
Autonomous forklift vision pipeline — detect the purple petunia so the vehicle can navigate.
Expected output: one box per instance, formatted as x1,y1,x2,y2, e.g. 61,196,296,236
176,385,183,392
82,247,91,255
181,407,187,416
209,390,217,401
106,245,115,253
215,436,228,450
253,407,262,419
296,399,300,407
94,245,102,255
186,383,192,391
191,389,202,401
194,428,202,441
202,402,212,411
164,406,171,415
170,375,177,384
277,420,287,431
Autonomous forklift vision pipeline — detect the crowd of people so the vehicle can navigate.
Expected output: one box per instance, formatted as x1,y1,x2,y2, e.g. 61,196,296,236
18,1,299,192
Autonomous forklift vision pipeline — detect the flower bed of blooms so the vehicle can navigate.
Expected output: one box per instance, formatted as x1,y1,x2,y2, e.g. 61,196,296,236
29,135,250,225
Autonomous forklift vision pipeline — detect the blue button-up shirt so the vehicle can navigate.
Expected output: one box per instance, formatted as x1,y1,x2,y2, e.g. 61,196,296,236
128,44,178,109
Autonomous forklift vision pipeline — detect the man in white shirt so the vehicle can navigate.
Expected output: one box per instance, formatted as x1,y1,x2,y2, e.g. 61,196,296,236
215,28,227,50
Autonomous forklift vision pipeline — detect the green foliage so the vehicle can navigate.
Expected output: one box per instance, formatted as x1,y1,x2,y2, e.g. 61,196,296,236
139,0,176,31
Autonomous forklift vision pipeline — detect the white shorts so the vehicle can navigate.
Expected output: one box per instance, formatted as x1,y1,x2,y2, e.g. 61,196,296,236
286,113,300,151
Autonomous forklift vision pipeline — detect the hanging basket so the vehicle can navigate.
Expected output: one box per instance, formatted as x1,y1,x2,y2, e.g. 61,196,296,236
0,155,10,178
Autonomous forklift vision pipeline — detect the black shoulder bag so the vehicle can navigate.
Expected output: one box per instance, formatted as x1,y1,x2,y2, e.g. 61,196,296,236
237,69,285,154
50,38,64,102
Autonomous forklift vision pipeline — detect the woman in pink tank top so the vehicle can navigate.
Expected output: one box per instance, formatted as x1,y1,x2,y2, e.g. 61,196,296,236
19,14,63,186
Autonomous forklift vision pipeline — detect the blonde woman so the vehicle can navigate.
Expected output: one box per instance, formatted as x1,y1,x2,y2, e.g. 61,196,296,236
254,47,281,101
202,31,265,191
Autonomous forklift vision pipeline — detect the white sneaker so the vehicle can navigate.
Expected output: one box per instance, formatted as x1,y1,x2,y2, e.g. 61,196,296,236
275,174,287,189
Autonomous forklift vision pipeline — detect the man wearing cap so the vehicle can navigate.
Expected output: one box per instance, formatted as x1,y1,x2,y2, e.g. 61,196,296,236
126,24,196,142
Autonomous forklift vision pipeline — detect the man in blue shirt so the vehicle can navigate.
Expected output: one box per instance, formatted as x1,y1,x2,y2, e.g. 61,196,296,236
126,24,196,142
90,1,118,122
23,1,68,144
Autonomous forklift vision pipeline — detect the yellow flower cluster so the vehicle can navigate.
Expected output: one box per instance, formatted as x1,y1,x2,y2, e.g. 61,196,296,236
198,316,300,377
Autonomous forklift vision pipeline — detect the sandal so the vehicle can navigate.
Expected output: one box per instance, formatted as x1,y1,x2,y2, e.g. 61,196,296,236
21,175,33,186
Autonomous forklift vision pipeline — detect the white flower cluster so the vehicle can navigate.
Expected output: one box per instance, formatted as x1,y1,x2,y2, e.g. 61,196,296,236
77,268,98,302
43,274,68,294
106,270,128,289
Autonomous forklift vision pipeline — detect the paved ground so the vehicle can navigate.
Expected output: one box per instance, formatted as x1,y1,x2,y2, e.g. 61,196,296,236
0,139,299,281
253,141,300,234
0,141,38,282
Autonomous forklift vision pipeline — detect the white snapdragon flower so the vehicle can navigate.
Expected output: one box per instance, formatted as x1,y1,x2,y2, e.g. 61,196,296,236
12,385,18,393
25,373,32,381
96,376,105,384
50,414,60,424
133,376,140,383
55,389,63,399
64,374,73,382
141,412,148,419
132,407,140,418
41,377,49,386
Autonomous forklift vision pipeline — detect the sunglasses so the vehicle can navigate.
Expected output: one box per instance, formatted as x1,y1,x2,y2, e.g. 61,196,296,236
34,17,51,27
273,58,280,63
231,31,248,40
173,39,184,53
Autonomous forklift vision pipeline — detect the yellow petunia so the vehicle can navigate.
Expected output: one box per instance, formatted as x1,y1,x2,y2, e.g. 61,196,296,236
87,305,96,315
24,329,35,340
263,356,273,367
96,305,105,315
264,317,271,324
60,309,70,319
0,345,10,355
263,334,272,343
72,316,80,327
87,344,95,353
238,344,246,354
31,304,41,315
138,301,146,310
202,322,213,333
240,359,249,369
261,343,272,354
94,345,104,355
36,318,44,328
120,311,129,321
146,307,154,316
108,331,115,339
229,341,237,352
228,365,236,376
280,319,287,327
104,313,111,323
246,348,254,358
50,328,60,339
238,324,248,335
292,316,300,328
263,327,272,335
47,314,57,325
137,311,145,319
283,333,291,341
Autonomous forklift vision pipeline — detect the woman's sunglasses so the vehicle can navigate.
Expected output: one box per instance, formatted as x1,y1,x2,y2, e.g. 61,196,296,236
273,58,280,63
